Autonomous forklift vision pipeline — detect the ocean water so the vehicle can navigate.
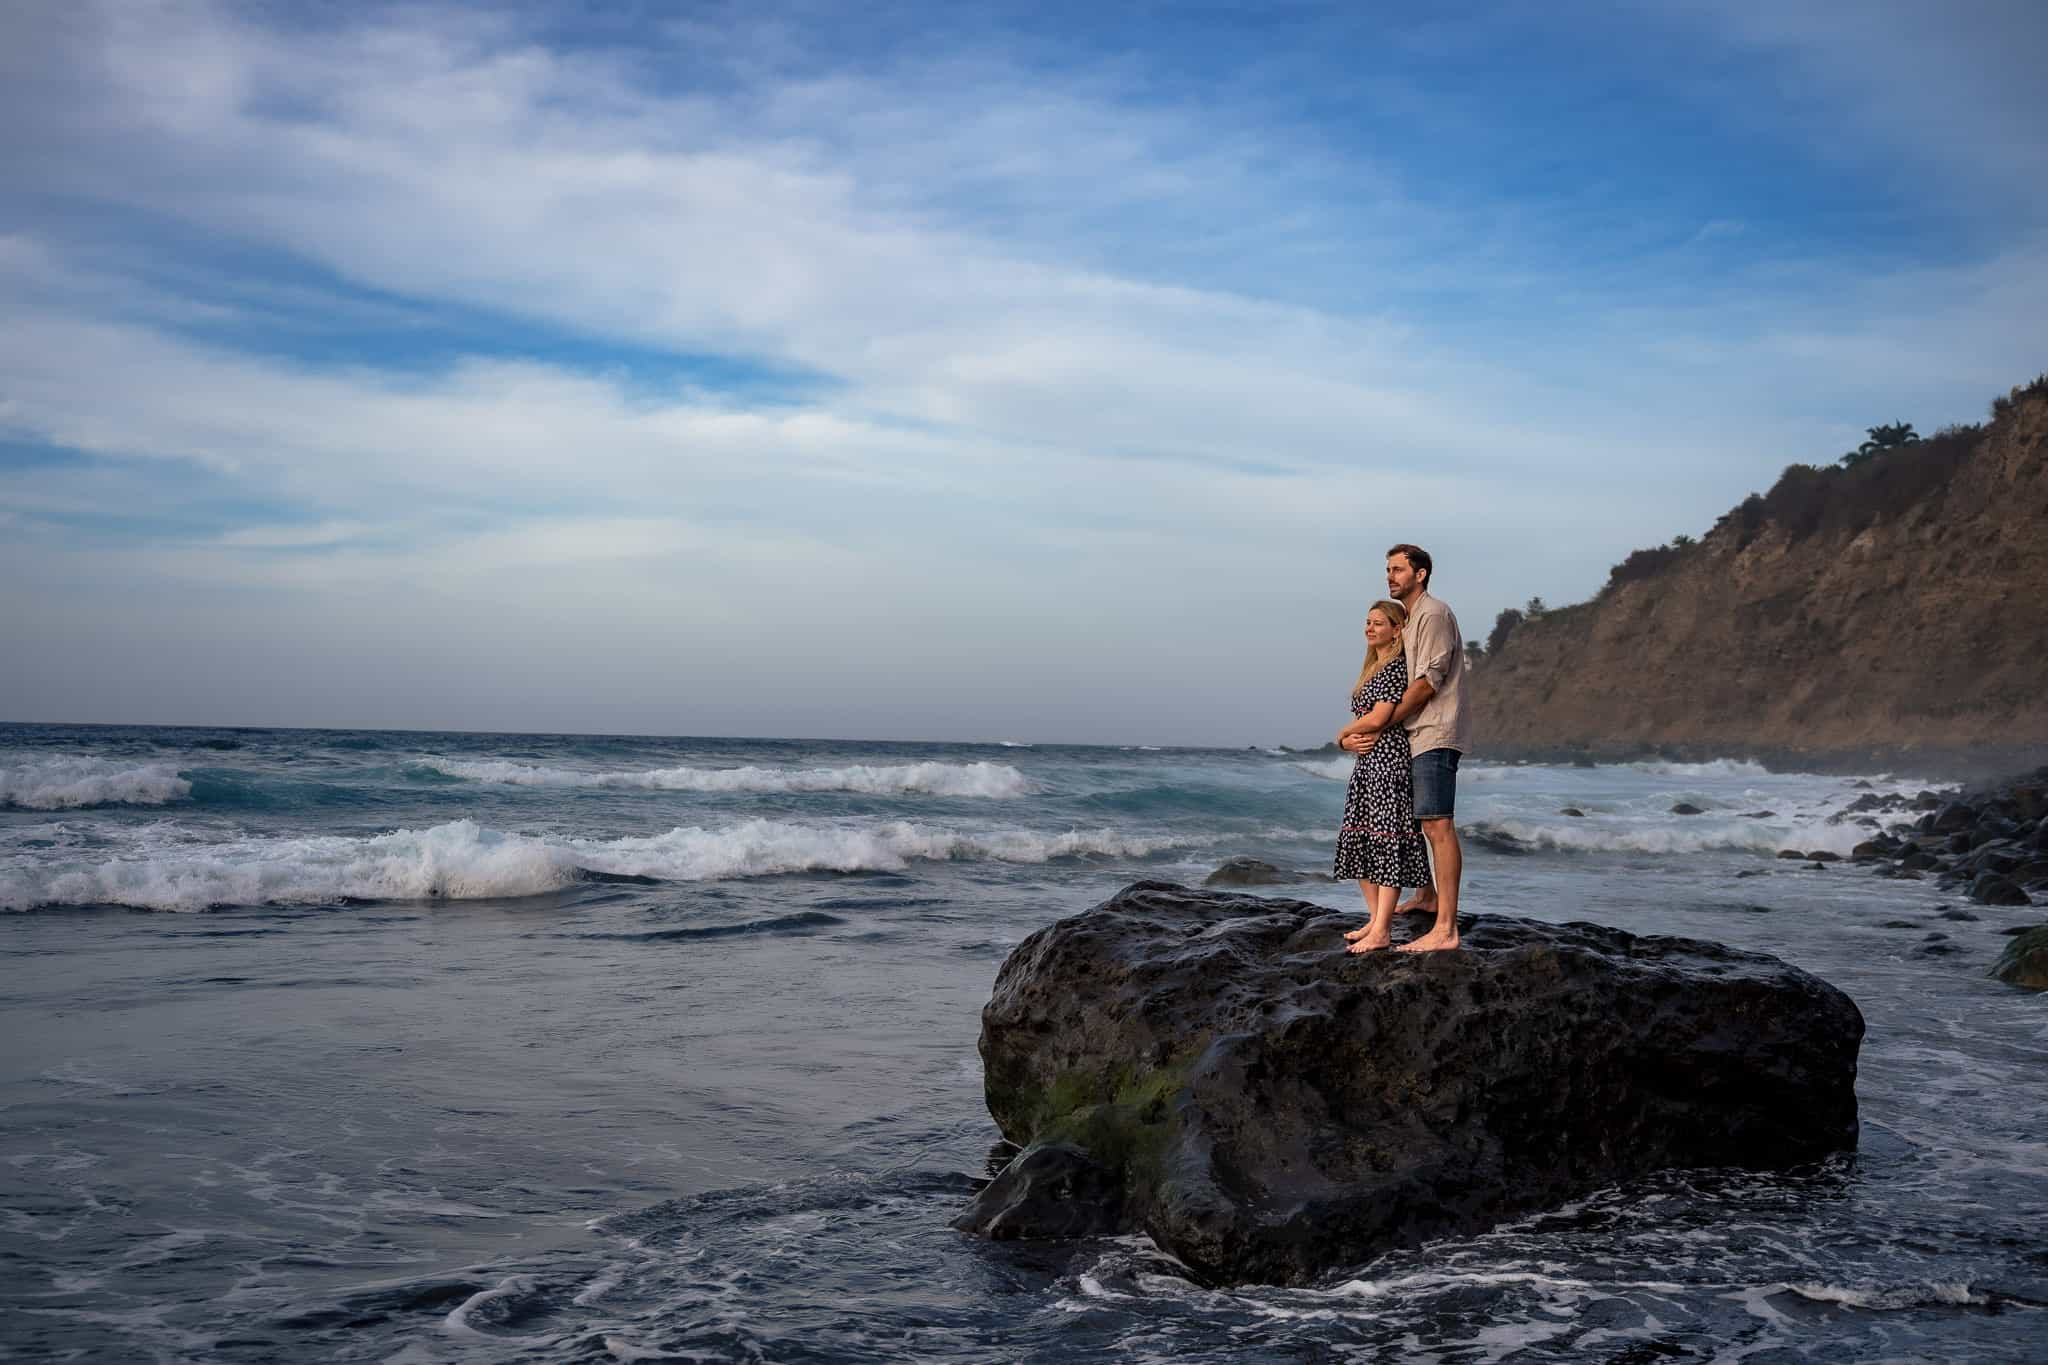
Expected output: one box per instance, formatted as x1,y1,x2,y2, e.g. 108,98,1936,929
2,723,2044,1363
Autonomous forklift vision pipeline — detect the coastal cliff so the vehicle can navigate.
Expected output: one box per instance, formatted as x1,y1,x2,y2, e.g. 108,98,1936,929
1474,379,2048,773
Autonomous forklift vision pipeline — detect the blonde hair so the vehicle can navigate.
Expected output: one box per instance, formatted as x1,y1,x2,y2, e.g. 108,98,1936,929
1352,599,1409,694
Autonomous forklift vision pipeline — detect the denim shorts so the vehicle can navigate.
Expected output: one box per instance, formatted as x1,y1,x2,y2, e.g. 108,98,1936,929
1412,748,1460,820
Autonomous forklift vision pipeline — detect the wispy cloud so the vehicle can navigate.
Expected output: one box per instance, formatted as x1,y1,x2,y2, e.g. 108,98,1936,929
0,0,2041,740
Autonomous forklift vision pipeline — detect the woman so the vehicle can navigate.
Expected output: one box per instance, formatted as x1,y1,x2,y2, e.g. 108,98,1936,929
1333,600,1433,951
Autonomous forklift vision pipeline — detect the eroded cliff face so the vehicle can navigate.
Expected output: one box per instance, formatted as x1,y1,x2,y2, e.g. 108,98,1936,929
1474,390,2048,773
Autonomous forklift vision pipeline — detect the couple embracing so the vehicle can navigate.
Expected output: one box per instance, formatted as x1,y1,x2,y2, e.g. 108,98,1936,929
1333,544,1469,953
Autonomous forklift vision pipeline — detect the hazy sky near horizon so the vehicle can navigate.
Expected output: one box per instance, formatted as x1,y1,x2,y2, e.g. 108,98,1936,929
3,1,2044,746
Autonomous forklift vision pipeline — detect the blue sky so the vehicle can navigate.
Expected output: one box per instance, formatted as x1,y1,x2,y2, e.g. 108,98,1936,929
2,0,2043,744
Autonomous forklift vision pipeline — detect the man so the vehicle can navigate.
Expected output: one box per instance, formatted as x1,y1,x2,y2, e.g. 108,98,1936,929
1342,543,1468,951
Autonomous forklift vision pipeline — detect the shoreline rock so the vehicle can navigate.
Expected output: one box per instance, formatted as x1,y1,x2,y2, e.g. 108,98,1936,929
1856,767,2046,913
957,882,1864,1286
1990,927,2048,990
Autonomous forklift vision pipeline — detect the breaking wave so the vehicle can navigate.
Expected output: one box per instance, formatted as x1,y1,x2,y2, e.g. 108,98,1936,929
412,758,1029,799
1466,814,1862,857
1781,1280,1988,1311
1613,758,1775,779
0,758,192,810
0,817,1194,912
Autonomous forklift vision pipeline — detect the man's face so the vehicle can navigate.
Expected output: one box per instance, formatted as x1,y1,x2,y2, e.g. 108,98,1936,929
1385,555,1422,601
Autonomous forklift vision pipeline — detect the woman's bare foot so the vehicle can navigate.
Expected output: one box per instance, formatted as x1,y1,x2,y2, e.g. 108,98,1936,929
1395,924,1460,952
1346,932,1391,952
1343,923,1375,941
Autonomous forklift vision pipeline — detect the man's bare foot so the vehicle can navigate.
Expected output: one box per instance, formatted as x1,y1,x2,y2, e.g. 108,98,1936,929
1346,932,1391,952
1395,894,1435,915
1395,925,1461,952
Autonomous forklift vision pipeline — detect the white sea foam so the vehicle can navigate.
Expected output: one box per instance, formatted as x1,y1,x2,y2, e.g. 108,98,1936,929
1615,758,1776,779
417,757,1029,799
445,1273,544,1340
1291,754,1549,784
1782,1280,1987,1310
0,817,1193,912
1472,814,1864,857
0,757,191,810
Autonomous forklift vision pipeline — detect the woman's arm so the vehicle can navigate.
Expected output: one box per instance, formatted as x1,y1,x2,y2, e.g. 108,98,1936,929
1337,702,1394,740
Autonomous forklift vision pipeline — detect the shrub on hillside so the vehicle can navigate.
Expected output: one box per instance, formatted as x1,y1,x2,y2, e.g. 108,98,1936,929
1991,373,2048,420
1487,608,1524,656
1710,493,1769,548
1760,463,1835,539
1606,543,1681,588
1760,429,1977,543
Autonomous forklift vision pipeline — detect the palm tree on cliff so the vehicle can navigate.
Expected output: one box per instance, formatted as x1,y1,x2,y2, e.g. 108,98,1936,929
1840,422,1919,468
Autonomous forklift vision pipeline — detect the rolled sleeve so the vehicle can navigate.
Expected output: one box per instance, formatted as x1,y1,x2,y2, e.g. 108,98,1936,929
1409,608,1455,690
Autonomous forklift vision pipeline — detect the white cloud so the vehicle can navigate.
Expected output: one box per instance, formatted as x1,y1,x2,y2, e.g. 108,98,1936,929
214,520,369,549
0,0,2042,741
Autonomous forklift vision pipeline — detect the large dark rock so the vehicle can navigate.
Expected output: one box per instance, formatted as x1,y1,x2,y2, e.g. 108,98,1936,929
1932,801,1979,833
1966,847,2023,878
1969,872,2032,907
957,882,1864,1286
960,1142,1126,1238
1989,927,2048,990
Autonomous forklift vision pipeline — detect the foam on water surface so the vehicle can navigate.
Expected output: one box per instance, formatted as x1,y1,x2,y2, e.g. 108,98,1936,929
0,816,1202,911
0,757,192,811
413,757,1031,799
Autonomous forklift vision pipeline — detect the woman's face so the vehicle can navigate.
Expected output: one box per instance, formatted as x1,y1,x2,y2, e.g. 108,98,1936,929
1364,609,1396,647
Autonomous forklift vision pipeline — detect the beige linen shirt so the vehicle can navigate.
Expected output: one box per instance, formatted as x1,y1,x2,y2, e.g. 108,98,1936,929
1400,590,1469,756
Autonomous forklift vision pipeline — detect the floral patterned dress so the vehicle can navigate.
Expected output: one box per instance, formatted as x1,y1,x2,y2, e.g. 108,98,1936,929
1332,654,1434,887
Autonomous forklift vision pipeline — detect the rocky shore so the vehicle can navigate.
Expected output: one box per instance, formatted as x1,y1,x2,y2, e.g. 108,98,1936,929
1819,766,2047,912
1808,765,2048,990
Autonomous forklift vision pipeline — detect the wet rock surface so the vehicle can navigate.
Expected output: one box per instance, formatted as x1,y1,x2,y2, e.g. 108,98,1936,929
1989,926,2048,990
1851,769,2047,909
957,881,1865,1285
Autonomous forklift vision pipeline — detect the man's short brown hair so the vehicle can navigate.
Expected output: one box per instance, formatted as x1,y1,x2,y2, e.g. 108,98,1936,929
1386,543,1432,587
